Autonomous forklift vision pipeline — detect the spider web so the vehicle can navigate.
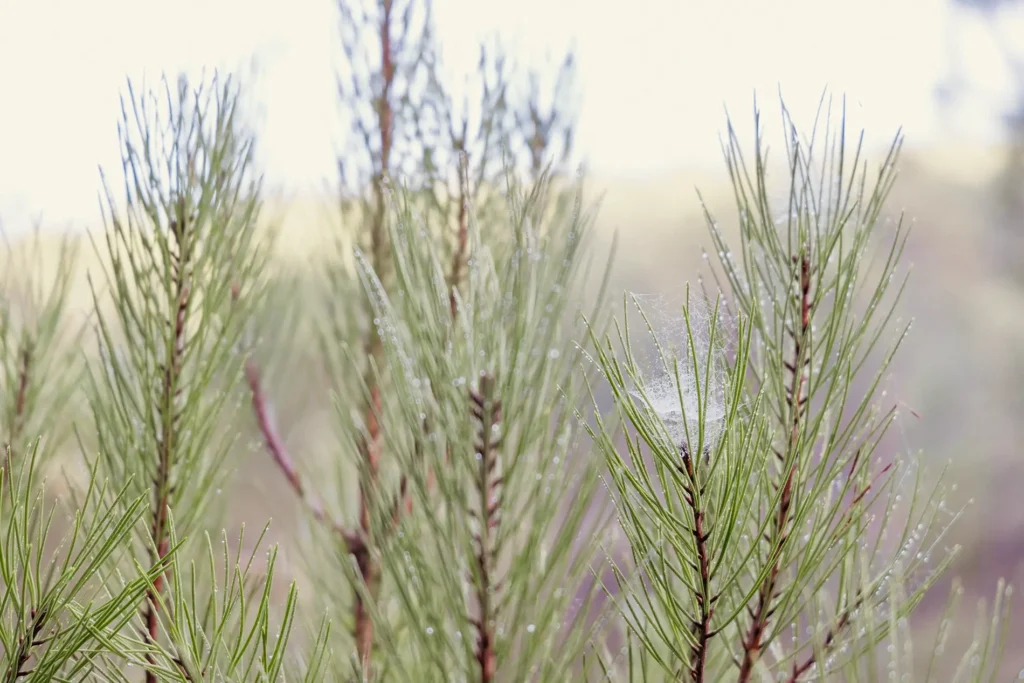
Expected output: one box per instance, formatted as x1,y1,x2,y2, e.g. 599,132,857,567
626,285,733,454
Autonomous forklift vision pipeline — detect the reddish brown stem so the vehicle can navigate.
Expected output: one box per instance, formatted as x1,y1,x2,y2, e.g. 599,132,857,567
737,252,813,681
349,0,396,671
244,358,363,553
787,588,869,682
2,340,32,478
12,343,30,439
5,605,49,683
237,290,396,676
448,153,470,319
353,383,382,670
679,444,714,683
788,612,847,681
426,153,470,503
783,455,887,681
470,376,502,682
144,216,191,683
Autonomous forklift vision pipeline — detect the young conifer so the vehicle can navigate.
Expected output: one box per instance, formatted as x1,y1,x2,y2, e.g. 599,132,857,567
582,96,1013,682
77,72,327,681
242,1,590,679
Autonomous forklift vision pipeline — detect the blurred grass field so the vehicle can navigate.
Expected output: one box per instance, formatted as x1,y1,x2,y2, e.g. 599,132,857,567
6,140,1024,677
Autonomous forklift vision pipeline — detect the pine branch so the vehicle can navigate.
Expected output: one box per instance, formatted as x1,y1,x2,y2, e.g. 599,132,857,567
142,204,193,683
2,339,31,479
86,71,269,680
324,1,583,678
3,604,50,683
351,0,396,670
448,153,470,320
353,382,383,671
243,351,364,554
737,250,813,682
1,443,178,680
469,374,503,683
1,228,82,489
782,451,891,681
678,442,714,683
787,591,867,682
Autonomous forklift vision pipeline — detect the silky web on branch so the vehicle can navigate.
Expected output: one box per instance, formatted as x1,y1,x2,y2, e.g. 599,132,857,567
626,287,733,455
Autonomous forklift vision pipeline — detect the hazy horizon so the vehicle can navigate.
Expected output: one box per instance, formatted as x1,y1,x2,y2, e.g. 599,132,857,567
2,0,1023,231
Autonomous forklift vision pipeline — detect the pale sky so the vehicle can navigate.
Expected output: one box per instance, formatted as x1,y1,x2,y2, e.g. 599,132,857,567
1,0,1023,231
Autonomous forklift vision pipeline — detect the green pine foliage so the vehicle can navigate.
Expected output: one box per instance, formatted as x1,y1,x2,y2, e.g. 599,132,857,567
0,5,1016,681
581,99,1012,682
